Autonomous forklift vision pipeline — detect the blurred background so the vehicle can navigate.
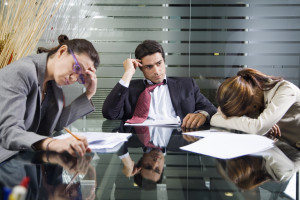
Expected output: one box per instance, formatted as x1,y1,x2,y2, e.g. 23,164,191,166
3,0,300,119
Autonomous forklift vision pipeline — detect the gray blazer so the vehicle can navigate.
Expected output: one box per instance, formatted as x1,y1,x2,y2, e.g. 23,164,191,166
0,53,94,162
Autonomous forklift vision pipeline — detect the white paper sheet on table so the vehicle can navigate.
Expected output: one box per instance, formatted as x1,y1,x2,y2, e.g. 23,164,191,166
54,132,132,149
183,128,233,137
124,116,181,127
180,130,274,159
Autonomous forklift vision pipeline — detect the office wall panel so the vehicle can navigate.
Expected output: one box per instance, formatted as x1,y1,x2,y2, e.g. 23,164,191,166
38,42,300,54
37,0,300,118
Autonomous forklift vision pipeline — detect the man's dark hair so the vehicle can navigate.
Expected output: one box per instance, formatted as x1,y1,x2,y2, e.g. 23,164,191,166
133,157,164,190
135,40,165,61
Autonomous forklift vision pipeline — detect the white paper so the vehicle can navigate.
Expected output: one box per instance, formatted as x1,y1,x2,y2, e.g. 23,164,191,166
124,116,181,127
54,132,132,150
183,128,233,138
180,132,274,159
92,142,125,153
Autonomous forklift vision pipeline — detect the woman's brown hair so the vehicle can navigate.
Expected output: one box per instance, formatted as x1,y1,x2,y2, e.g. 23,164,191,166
227,156,271,190
37,35,100,68
217,68,283,117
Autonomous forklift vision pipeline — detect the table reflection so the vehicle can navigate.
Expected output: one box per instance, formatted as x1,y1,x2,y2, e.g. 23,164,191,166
0,119,299,200
217,141,300,190
117,125,196,190
0,151,96,200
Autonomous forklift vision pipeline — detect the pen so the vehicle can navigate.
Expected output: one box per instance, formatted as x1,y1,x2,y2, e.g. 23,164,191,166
65,172,79,192
64,127,80,141
63,128,82,192
64,127,91,156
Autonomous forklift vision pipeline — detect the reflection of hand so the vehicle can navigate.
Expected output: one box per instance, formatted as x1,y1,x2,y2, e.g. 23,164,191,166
84,187,96,200
182,134,200,143
182,113,206,128
42,152,96,200
79,165,97,200
46,152,93,175
45,182,81,200
84,66,97,100
121,155,141,177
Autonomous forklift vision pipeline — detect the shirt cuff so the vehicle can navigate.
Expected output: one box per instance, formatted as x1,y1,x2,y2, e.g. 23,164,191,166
119,152,129,159
194,110,210,121
119,79,129,88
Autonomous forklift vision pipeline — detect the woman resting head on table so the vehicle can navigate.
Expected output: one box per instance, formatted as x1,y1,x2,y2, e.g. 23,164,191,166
210,68,300,146
0,35,99,159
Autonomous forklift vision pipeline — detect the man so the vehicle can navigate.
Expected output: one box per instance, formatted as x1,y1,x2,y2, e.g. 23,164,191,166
117,125,199,190
102,40,216,128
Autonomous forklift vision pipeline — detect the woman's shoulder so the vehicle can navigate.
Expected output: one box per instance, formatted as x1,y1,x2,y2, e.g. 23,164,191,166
1,54,38,73
266,80,300,99
276,80,300,92
0,54,46,84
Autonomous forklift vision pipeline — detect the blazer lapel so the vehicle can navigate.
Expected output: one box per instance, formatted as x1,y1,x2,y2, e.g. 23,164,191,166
27,54,47,132
167,78,182,118
50,82,64,132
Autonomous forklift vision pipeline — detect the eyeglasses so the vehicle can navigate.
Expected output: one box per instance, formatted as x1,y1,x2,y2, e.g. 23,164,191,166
70,50,85,84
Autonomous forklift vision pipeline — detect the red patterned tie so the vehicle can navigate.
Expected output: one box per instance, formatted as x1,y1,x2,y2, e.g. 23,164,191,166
134,126,157,148
126,82,164,124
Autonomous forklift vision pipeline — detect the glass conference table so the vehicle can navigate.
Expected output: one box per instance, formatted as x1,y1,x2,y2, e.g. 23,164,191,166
0,118,299,200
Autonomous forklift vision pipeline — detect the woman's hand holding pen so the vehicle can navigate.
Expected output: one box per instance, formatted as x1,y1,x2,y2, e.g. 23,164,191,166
46,136,91,157
84,66,97,100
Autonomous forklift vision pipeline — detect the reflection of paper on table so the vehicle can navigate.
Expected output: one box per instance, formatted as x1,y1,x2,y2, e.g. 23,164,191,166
55,132,132,150
180,131,274,159
125,116,181,127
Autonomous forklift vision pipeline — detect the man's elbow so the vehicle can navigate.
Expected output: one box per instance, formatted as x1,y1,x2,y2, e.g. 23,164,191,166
102,111,114,120
102,109,122,120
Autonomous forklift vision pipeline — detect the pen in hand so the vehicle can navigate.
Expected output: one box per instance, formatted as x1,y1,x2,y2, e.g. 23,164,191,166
63,128,87,193
64,127,91,156
64,127,80,141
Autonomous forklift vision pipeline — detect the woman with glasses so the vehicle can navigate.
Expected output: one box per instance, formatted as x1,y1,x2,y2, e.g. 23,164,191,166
0,35,100,162
210,68,300,148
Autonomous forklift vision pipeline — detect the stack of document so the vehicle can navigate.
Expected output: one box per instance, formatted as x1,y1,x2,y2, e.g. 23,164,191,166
180,129,274,159
55,132,132,153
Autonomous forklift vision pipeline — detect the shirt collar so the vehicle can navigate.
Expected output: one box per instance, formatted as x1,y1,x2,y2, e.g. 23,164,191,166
144,74,167,85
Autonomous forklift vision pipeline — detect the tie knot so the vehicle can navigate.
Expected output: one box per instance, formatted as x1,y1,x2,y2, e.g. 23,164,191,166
146,82,164,92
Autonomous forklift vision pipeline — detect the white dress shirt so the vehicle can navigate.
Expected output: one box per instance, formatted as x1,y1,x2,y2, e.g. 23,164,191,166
149,126,173,148
119,75,210,121
119,75,177,121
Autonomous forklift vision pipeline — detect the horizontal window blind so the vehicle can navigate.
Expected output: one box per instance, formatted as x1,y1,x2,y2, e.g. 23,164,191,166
37,0,300,118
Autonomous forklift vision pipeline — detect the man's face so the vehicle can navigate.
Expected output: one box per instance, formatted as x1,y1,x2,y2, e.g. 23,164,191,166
140,52,166,84
140,149,164,182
